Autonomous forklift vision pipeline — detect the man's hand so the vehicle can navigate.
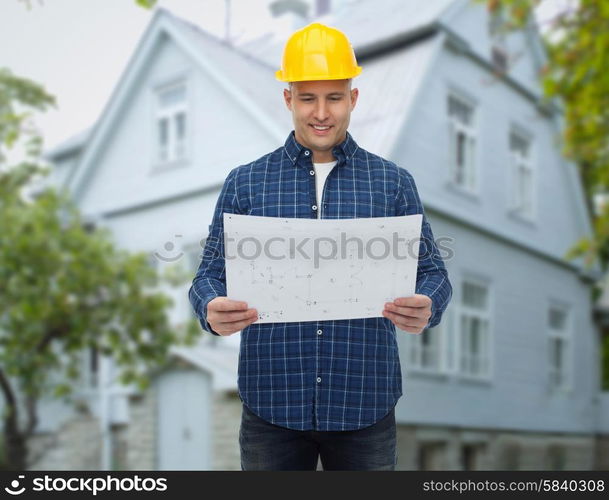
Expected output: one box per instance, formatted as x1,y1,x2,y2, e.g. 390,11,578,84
207,297,258,336
382,294,432,334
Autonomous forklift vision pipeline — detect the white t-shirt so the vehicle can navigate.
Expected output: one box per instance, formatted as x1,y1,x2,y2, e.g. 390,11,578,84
314,160,337,219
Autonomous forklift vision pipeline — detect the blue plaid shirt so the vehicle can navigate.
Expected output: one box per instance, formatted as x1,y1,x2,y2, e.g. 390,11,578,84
189,130,452,431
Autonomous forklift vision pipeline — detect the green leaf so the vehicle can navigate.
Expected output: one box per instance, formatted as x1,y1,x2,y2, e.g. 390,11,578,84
135,0,157,9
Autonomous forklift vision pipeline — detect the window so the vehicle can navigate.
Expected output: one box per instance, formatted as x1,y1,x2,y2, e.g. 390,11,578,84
418,442,446,470
89,346,99,386
80,345,99,388
461,443,486,471
458,281,491,378
509,130,534,218
546,445,567,470
406,308,454,374
81,216,99,234
408,329,441,372
155,81,188,165
491,46,508,72
547,305,571,391
448,94,477,192
489,6,509,73
501,442,521,470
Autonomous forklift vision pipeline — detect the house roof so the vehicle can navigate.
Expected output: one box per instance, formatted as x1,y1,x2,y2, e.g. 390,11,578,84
170,342,238,392
46,4,447,194
164,9,292,134
167,6,443,157
236,0,458,68
348,34,441,156
40,3,596,277
43,0,461,165
42,126,93,161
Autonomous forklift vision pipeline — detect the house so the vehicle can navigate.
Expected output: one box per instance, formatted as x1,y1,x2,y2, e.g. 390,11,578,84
35,0,608,470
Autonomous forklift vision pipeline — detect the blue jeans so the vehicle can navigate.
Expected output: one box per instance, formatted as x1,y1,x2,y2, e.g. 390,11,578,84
239,403,397,471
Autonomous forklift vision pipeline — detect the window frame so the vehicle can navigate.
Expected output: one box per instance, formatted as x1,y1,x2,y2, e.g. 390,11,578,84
455,275,494,382
446,90,479,196
151,75,192,171
508,126,536,221
546,300,573,394
405,307,455,376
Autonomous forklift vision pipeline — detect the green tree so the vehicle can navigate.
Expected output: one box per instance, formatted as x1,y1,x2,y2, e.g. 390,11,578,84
478,0,609,266
0,67,198,470
477,0,609,388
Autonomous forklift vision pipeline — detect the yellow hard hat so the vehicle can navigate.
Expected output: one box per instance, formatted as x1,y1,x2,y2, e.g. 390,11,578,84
275,22,362,82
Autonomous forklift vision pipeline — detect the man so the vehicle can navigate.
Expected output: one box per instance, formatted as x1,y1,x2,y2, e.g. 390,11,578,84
189,22,452,470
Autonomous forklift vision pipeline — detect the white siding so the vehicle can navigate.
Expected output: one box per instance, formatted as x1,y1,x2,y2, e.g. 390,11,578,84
77,35,278,217
395,215,601,433
391,42,589,263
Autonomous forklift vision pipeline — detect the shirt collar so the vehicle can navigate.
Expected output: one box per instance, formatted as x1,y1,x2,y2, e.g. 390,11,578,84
283,130,359,166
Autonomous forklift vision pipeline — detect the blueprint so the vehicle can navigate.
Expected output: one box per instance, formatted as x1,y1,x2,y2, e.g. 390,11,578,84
224,213,423,323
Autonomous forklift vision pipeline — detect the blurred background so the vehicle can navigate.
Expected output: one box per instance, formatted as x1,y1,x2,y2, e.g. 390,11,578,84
1,0,608,471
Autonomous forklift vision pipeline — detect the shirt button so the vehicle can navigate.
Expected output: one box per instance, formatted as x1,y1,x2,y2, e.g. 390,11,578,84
304,150,310,156
317,329,323,335
309,169,315,176
312,205,318,211
316,377,321,383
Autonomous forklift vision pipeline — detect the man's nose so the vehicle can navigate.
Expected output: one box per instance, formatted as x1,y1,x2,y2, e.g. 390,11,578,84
313,101,329,121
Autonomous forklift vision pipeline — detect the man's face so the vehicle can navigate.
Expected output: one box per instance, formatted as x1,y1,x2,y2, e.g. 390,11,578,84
284,79,359,162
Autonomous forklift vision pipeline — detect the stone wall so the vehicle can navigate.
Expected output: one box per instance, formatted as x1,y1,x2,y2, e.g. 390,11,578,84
27,387,609,471
396,425,601,470
594,435,609,470
211,391,242,470
124,388,157,470
28,412,101,470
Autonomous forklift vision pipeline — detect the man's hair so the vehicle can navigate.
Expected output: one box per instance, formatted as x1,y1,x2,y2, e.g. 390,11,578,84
288,79,352,91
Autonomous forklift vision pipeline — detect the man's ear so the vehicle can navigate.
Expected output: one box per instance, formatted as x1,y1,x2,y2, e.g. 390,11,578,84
350,87,359,110
283,88,292,111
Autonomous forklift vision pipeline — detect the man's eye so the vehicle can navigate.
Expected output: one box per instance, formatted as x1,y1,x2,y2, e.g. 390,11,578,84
299,97,341,102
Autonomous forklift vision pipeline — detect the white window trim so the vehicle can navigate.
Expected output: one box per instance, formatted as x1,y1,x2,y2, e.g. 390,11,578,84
455,276,494,383
442,305,458,376
405,302,459,378
547,301,573,395
446,91,480,197
157,82,187,164
406,321,445,375
151,74,192,171
457,304,492,379
508,128,536,222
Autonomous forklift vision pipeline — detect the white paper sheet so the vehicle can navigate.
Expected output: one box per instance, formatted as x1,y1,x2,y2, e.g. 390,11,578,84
224,213,422,323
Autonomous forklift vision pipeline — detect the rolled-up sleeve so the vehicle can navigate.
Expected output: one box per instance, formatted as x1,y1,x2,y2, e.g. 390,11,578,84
396,168,453,328
188,168,241,335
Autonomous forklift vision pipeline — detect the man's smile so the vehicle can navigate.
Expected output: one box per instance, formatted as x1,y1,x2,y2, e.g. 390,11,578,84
309,124,333,135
